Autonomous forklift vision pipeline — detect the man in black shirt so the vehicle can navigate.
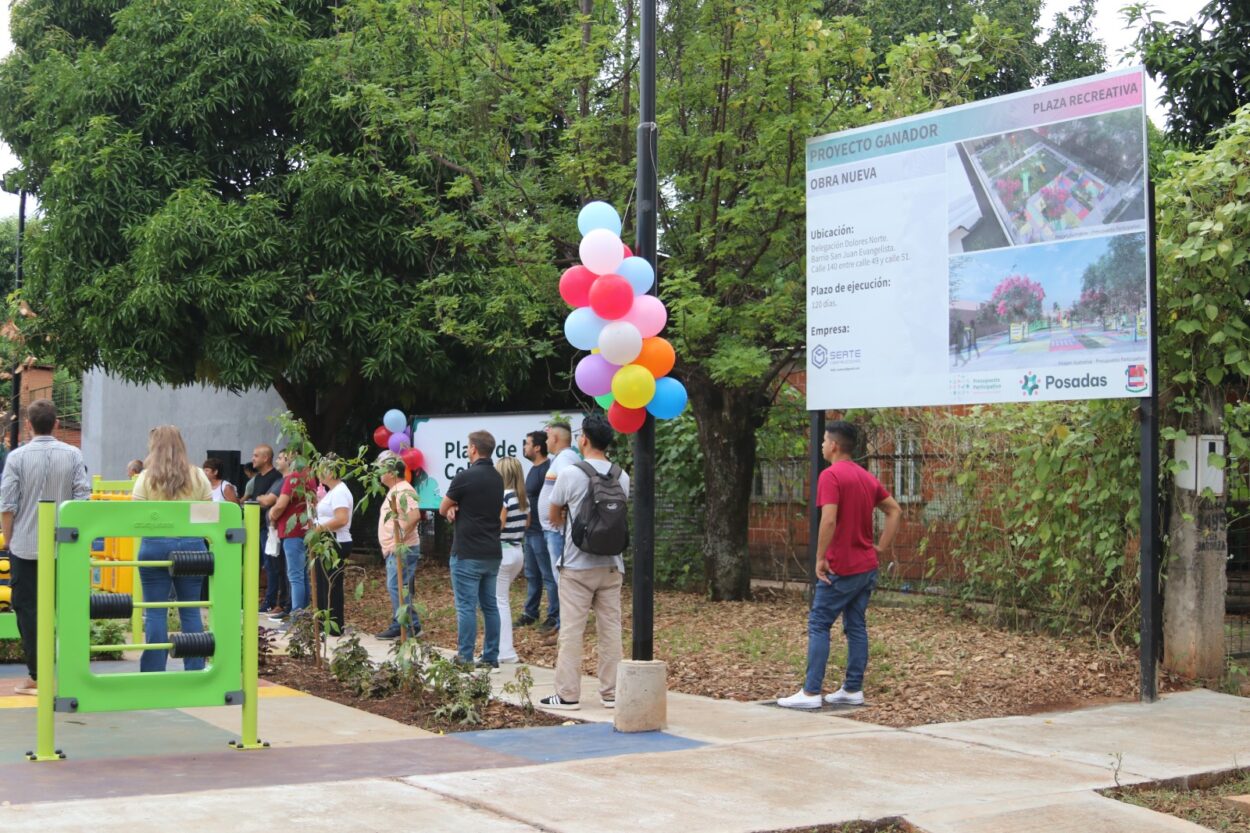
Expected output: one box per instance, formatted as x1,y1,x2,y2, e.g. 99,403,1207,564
439,430,504,668
517,430,557,630
250,444,286,614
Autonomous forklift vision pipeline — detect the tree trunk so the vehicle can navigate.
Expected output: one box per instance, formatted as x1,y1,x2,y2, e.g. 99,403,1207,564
1163,384,1228,679
686,372,765,601
270,373,364,453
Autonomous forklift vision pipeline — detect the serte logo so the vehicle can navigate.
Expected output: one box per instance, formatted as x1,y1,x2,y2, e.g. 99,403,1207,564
1020,372,1039,396
811,344,828,369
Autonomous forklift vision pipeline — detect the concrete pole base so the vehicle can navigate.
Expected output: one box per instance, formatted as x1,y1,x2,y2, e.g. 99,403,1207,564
613,660,667,733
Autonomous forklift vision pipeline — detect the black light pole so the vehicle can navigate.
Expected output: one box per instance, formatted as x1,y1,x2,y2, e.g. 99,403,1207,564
1140,182,1160,702
631,0,658,663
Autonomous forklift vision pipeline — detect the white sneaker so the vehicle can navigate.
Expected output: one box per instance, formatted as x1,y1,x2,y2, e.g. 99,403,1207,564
824,687,864,705
777,689,822,709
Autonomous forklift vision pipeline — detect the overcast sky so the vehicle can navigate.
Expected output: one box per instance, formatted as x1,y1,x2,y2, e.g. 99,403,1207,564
0,1,1207,219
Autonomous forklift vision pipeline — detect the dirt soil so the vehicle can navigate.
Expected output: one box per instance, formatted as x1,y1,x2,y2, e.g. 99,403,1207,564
333,560,1191,728
758,822,909,833
261,654,570,733
1105,770,1250,832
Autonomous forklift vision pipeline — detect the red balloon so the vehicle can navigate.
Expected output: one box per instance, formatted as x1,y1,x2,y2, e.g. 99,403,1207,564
622,243,633,258
559,265,596,308
588,275,634,320
608,402,647,433
373,426,392,449
401,447,425,472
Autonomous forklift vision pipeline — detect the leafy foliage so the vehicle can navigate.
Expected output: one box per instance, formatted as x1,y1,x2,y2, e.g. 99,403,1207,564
1040,0,1106,85
1129,0,1250,148
939,402,1141,639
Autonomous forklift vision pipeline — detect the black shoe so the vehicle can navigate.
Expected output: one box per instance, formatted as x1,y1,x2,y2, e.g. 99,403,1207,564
537,619,558,634
374,624,401,640
475,659,501,673
514,614,537,628
539,694,580,710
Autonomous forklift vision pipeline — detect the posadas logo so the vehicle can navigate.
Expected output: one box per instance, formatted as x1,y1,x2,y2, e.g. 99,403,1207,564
1020,371,1040,396
1125,363,1148,393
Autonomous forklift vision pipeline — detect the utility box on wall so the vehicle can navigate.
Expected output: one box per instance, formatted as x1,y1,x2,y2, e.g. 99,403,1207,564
1174,434,1225,495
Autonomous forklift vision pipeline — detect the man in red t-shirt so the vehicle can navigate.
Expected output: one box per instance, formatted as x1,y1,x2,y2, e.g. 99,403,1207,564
779,420,901,710
267,449,316,621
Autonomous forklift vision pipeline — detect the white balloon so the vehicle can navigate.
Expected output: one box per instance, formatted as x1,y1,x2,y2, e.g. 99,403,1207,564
598,320,643,365
579,228,625,276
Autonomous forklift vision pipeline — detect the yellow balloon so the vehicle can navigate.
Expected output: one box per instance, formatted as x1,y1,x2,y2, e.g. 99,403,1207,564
612,364,656,409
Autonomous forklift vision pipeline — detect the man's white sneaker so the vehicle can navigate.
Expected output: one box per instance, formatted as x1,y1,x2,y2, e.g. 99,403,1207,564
824,687,864,705
777,689,822,709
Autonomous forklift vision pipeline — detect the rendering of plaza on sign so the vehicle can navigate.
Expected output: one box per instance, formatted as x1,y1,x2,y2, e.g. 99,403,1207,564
947,109,1147,254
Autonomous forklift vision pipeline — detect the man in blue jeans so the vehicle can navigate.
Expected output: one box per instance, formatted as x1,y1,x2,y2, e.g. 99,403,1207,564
779,420,901,709
517,430,557,631
439,430,504,669
536,419,580,641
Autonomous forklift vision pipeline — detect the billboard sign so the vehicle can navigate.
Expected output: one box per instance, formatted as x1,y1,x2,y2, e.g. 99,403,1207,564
806,67,1151,409
403,411,584,510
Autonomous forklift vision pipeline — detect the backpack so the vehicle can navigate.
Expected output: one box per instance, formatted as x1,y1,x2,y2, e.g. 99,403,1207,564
569,461,629,556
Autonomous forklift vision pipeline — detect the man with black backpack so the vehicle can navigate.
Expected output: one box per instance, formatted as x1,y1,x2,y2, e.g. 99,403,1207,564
540,411,630,710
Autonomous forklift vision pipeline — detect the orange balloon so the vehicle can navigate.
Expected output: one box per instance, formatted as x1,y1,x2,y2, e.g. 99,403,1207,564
634,337,676,378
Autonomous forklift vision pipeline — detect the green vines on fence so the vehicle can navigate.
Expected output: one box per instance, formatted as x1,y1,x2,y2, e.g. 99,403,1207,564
931,401,1140,639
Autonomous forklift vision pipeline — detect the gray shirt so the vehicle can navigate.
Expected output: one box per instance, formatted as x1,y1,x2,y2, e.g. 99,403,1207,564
550,458,630,571
1,435,91,558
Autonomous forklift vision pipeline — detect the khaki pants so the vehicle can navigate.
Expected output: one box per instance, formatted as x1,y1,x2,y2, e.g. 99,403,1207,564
555,566,623,702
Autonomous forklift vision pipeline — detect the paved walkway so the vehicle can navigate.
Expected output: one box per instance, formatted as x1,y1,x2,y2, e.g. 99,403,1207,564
0,640,1246,832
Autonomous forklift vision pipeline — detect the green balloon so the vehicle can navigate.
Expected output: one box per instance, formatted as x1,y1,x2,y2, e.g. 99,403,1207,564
594,392,615,408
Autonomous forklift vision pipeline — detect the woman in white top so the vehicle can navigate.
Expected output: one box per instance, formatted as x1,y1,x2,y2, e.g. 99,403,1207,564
132,426,213,672
202,457,238,504
312,458,354,633
495,457,528,663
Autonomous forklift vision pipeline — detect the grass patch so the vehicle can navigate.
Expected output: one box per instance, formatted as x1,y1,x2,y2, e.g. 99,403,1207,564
1105,769,1250,832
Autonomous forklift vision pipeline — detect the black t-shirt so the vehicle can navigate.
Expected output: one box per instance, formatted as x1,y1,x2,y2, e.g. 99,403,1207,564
446,459,503,559
252,468,282,501
525,459,549,526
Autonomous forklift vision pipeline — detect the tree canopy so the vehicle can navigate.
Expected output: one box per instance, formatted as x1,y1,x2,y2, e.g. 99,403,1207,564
1130,0,1250,148
0,0,561,446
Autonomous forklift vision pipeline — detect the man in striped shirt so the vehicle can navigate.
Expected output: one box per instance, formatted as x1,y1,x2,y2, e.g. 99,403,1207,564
1,399,91,695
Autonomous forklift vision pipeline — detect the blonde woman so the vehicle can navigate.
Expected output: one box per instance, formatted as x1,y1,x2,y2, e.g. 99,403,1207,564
495,457,528,663
132,426,213,672
311,457,353,634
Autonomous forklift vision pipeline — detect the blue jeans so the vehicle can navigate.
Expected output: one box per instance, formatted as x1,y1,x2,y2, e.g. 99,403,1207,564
386,547,421,629
522,527,558,623
138,537,206,672
803,569,877,695
544,529,565,574
449,555,500,664
282,536,309,612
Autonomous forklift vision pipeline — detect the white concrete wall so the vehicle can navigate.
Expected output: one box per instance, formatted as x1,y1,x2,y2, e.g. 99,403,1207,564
81,369,288,480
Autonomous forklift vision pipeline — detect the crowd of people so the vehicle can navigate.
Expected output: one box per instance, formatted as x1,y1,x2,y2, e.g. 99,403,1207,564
1,399,900,712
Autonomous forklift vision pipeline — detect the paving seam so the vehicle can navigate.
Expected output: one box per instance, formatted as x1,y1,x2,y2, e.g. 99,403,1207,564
399,777,561,833
899,726,1157,783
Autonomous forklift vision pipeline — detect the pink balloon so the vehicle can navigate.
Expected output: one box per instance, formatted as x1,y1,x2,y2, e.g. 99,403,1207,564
622,294,667,338
580,228,625,276
588,275,634,320
574,353,619,397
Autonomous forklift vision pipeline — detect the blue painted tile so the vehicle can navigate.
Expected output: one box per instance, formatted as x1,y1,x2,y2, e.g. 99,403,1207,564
455,721,704,763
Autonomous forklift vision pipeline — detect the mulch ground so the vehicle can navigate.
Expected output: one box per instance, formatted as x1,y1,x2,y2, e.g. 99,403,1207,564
325,559,1191,728
261,655,570,733
1104,769,1250,832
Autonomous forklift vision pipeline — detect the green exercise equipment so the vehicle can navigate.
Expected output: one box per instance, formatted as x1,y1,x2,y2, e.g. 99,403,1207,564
27,500,265,762
0,551,14,638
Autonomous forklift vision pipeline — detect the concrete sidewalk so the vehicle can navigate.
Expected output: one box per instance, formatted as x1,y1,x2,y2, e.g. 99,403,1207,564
1,641,1246,832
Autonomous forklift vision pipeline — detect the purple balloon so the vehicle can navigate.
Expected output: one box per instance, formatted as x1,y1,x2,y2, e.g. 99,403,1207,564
575,353,619,397
387,433,409,454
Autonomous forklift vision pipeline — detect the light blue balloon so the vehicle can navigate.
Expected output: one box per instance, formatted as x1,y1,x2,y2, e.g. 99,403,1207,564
383,409,407,433
617,256,654,295
578,201,622,237
647,377,688,420
564,307,608,351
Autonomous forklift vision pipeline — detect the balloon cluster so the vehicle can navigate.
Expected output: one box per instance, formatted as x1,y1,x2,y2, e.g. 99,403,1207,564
561,202,688,434
372,408,425,472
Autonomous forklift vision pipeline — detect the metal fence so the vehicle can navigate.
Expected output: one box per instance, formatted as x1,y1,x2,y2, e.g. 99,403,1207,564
747,414,1249,665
